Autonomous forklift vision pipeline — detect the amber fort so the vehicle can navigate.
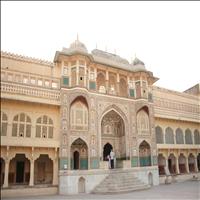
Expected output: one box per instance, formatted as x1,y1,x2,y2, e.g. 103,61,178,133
1,38,200,197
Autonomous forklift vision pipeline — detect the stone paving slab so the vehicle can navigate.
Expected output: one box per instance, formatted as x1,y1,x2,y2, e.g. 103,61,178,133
2,180,200,200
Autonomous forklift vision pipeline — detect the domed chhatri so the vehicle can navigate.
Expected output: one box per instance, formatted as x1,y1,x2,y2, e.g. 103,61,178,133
132,57,146,71
132,57,145,66
69,35,88,53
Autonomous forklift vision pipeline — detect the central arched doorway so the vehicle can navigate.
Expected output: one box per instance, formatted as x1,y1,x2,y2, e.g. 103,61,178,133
74,151,80,170
101,109,126,167
71,138,88,170
103,143,113,161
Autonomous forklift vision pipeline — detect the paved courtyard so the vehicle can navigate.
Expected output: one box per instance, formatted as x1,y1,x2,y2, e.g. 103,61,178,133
2,180,200,200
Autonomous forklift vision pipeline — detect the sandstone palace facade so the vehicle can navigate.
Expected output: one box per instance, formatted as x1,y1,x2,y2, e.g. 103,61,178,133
1,38,200,197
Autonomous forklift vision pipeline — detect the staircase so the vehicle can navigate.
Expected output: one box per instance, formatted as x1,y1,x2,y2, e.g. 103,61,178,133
92,169,150,194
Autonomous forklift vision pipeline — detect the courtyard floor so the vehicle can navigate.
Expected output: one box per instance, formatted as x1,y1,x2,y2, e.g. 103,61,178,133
2,180,200,200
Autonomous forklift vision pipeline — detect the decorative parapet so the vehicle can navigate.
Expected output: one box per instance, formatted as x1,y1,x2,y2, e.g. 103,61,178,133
1,69,60,89
152,86,200,122
1,82,60,105
1,51,53,67
153,97,199,122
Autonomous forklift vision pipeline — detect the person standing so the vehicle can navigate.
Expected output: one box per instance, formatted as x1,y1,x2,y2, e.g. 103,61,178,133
107,155,111,169
110,149,115,169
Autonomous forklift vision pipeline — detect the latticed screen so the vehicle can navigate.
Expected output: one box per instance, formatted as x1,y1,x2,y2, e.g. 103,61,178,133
70,101,88,130
1,112,8,136
36,115,54,138
12,113,31,137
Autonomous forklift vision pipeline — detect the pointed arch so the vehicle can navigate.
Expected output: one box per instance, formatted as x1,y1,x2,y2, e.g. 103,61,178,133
137,107,149,135
71,138,88,170
101,108,126,161
165,127,174,144
78,177,86,193
155,126,163,144
194,129,200,144
185,129,192,144
176,128,184,144
139,140,151,167
119,77,127,97
70,96,89,131
97,72,106,93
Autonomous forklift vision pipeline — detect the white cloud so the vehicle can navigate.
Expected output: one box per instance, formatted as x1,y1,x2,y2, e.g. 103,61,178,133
1,1,200,92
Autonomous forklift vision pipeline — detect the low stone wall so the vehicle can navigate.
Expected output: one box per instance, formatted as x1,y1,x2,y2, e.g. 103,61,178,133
1,186,58,198
59,166,159,195
59,170,108,194
159,172,200,184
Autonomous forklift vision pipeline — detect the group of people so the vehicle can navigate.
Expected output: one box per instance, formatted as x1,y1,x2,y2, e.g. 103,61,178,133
107,149,115,169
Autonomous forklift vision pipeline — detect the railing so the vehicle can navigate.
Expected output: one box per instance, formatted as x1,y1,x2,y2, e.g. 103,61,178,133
1,69,60,89
1,82,60,102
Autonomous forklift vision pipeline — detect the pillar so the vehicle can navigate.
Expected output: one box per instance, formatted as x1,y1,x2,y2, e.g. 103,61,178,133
84,63,87,87
194,156,198,172
106,70,109,93
116,73,120,95
176,157,180,174
29,159,34,186
76,60,79,85
164,159,170,175
3,159,9,188
53,158,58,185
185,157,189,173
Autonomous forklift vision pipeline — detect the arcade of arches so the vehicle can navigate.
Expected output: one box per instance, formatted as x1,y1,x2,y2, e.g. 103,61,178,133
158,152,200,176
0,147,58,188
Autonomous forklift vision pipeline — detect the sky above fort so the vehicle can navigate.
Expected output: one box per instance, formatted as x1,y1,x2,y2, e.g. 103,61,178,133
2,1,200,92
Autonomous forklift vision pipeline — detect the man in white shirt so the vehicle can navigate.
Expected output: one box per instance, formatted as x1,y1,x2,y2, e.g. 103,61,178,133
110,149,115,169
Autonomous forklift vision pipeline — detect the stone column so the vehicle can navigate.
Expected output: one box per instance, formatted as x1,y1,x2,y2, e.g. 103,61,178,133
76,60,79,85
29,159,34,186
116,73,120,95
185,157,189,173
53,158,58,185
165,159,170,175
3,159,9,188
106,70,109,93
194,157,198,172
84,64,87,87
176,157,180,174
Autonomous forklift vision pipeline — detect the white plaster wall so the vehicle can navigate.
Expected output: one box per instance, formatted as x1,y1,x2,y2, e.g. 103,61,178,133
59,173,107,194
133,168,159,186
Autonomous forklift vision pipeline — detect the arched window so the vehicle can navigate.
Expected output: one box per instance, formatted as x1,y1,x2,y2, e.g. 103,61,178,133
194,130,200,144
36,115,53,138
119,78,127,97
165,127,174,144
1,111,8,136
108,74,117,95
70,97,88,131
137,109,149,135
176,128,184,144
12,113,31,137
97,72,106,93
185,129,193,144
155,126,163,144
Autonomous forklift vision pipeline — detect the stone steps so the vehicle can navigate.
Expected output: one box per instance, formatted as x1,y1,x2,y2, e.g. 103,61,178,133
92,169,150,194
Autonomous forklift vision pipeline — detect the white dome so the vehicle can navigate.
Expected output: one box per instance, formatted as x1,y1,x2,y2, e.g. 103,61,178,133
69,37,88,53
132,57,146,71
